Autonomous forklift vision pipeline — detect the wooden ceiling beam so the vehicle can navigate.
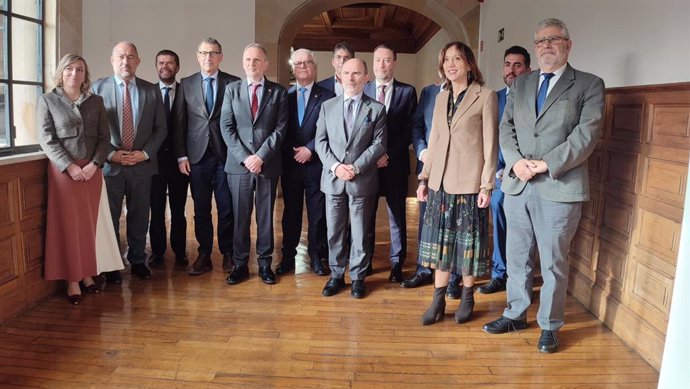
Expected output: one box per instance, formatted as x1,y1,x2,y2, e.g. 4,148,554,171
320,11,333,34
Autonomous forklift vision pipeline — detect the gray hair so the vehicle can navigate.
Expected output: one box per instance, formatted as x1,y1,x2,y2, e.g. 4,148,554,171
290,48,316,67
535,18,570,39
199,37,222,52
244,43,268,59
112,41,139,56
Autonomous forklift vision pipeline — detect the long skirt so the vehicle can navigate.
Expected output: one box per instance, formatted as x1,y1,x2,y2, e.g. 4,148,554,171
418,187,490,277
44,160,123,281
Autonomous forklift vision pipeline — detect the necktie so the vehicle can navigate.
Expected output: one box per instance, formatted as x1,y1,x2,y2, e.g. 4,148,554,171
205,77,214,115
251,83,260,121
536,73,555,114
297,87,307,126
163,86,171,117
121,80,134,151
344,98,355,139
377,85,386,104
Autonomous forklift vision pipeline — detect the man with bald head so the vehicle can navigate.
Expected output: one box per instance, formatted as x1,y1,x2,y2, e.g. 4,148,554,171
315,58,387,299
93,41,167,282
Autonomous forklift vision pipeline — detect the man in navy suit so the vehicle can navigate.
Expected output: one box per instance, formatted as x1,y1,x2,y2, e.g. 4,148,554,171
275,49,335,277
316,41,354,96
478,45,531,295
363,44,417,283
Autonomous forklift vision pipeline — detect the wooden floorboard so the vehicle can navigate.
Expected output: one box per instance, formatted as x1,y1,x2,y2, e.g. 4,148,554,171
0,198,659,388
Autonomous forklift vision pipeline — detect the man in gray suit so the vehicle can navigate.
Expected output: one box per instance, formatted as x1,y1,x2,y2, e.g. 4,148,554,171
315,58,387,299
93,41,167,281
221,43,288,286
483,18,605,353
174,38,239,276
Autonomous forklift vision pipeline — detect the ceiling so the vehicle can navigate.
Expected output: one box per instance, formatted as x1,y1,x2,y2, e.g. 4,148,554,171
291,3,441,54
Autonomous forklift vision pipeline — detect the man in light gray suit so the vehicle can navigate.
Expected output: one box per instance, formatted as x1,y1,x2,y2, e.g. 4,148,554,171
92,41,167,281
483,18,605,353
221,43,288,286
316,58,387,299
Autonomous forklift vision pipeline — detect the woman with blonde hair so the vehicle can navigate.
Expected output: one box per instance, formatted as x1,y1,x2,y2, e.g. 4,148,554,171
37,54,122,304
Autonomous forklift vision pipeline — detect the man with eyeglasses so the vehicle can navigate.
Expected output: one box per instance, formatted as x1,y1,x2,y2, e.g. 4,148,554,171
316,41,355,96
173,37,239,276
483,18,605,354
275,49,335,277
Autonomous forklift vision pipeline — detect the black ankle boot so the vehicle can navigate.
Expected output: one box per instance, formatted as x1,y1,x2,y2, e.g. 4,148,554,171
455,285,475,323
421,286,447,325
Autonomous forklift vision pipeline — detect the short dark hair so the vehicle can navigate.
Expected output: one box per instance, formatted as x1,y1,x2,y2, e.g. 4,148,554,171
200,37,222,53
333,41,355,58
438,41,485,86
373,44,397,61
155,49,180,67
503,45,530,68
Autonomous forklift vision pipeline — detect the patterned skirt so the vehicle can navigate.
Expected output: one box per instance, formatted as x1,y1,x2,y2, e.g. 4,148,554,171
419,187,490,277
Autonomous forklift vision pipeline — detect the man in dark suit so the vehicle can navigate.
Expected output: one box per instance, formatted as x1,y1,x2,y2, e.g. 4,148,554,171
478,45,531,295
174,38,239,276
148,49,189,268
221,43,288,286
315,41,354,96
483,18,605,353
275,48,335,277
93,41,167,281
315,58,387,299
363,44,417,283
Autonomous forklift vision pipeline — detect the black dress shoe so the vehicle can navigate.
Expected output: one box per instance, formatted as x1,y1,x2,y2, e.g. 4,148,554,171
311,259,329,276
447,281,462,299
322,277,345,297
68,294,82,305
388,264,403,283
482,316,528,334
258,266,276,284
175,254,189,266
148,254,164,267
104,270,122,284
538,330,559,353
80,282,101,294
226,264,249,285
131,263,152,280
222,254,235,273
401,272,433,288
351,280,366,299
477,277,507,294
187,253,213,276
275,260,295,275
366,262,373,275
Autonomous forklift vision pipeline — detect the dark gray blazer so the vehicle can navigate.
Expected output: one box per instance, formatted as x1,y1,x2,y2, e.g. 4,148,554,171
37,88,111,172
499,64,605,202
220,78,288,178
92,76,167,177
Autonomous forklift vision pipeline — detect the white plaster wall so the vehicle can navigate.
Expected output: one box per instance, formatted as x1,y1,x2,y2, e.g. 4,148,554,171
82,0,255,83
414,29,452,91
478,0,690,90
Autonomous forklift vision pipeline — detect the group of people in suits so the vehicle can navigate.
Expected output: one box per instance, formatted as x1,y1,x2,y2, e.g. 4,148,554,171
38,17,604,353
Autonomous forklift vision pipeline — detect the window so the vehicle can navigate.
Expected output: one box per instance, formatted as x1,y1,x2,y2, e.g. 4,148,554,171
0,0,43,155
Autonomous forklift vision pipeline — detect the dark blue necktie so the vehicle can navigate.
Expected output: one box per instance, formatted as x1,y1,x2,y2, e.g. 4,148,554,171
205,78,214,115
297,87,307,126
536,72,555,114
163,86,171,117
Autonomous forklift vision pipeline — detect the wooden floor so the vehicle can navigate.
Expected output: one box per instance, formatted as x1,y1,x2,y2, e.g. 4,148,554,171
0,198,659,388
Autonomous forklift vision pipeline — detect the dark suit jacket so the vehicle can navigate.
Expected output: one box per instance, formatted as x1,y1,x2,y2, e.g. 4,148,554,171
220,78,288,178
92,76,167,177
412,83,441,174
499,64,605,202
173,71,240,164
316,76,336,94
363,80,417,179
156,81,179,166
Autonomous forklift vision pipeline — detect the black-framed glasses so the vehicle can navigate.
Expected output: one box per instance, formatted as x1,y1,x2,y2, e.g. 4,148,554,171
198,51,222,57
533,36,568,47
292,60,314,68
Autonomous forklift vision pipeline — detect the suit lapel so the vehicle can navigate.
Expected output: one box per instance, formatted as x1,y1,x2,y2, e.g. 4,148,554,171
212,73,226,116
389,81,402,113
190,73,209,119
301,87,321,126
347,97,371,147
537,65,575,120
239,79,253,121
255,80,272,121
450,83,480,130
524,71,540,120
105,77,120,137
135,77,146,129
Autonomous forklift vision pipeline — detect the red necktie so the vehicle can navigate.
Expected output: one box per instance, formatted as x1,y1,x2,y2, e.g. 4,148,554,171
378,85,386,104
121,80,134,151
251,83,260,121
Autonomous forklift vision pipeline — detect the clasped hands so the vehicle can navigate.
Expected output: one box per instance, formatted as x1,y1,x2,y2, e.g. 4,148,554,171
66,162,98,182
335,164,356,181
513,158,548,181
244,155,264,174
112,150,147,166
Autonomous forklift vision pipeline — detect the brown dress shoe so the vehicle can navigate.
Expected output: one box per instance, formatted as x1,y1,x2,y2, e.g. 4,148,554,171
222,254,235,273
187,253,213,276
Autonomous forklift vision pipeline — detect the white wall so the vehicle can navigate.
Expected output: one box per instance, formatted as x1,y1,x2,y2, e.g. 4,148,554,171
82,0,255,83
478,0,690,90
415,29,451,90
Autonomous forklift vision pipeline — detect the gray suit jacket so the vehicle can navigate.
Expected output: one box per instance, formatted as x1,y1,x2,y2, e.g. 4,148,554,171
37,88,111,172
220,78,288,178
92,76,167,177
315,94,387,197
499,64,605,202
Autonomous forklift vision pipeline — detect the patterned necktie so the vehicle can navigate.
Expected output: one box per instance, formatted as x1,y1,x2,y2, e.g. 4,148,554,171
121,80,134,151
536,73,555,114
251,83,260,121
205,77,214,115
377,85,386,104
344,98,354,139
163,86,171,117
297,87,307,126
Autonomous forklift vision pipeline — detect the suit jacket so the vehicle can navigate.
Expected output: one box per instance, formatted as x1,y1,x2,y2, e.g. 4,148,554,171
420,82,498,194
92,76,167,177
156,81,179,164
282,83,336,169
315,94,387,197
412,83,441,174
499,64,605,202
220,78,288,178
495,87,508,189
173,71,240,164
363,79,417,177
37,88,111,172
316,76,335,94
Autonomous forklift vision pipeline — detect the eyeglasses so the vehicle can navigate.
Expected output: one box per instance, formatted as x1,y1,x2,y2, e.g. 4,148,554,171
292,60,314,68
198,51,222,57
533,36,568,47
